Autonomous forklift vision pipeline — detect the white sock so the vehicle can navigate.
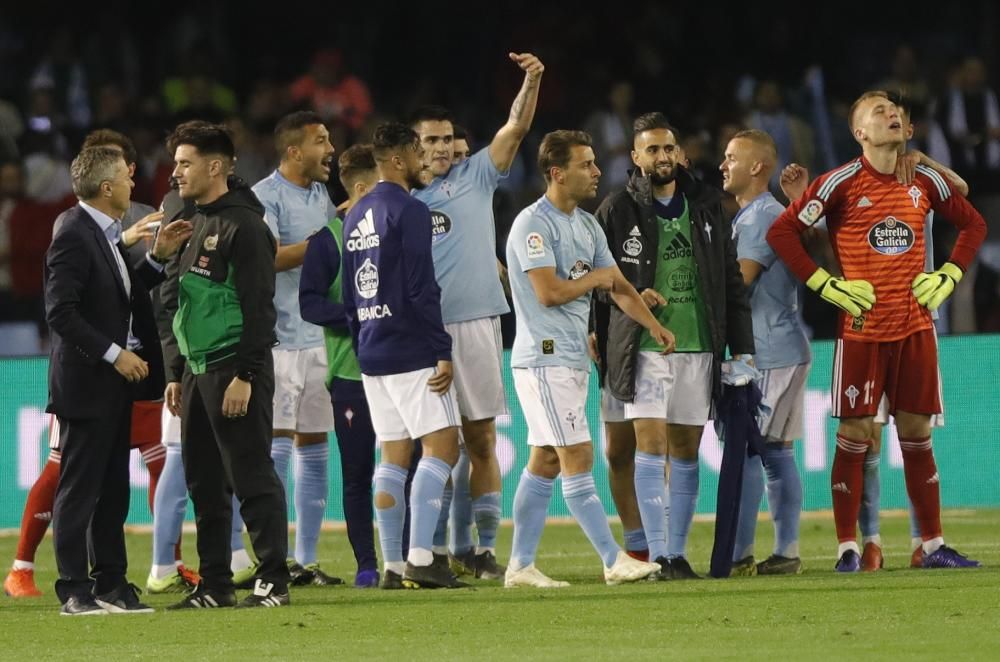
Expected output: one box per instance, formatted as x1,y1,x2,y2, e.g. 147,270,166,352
408,547,433,567
432,545,449,556
12,560,33,571
153,563,176,579
778,541,800,558
838,541,860,557
922,537,944,554
862,534,881,547
475,546,496,555
384,561,405,575
231,548,253,572
911,537,923,552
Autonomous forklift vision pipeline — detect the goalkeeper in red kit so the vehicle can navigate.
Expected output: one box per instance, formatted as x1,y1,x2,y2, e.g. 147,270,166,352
767,90,986,571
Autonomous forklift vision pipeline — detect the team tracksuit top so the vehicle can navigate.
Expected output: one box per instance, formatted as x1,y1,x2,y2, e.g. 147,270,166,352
340,181,452,377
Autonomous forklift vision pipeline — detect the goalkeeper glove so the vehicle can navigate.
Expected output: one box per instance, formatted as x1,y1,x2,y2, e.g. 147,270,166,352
912,262,963,311
806,268,876,317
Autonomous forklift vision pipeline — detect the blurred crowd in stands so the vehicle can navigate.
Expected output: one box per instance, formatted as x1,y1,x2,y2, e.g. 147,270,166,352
2,3,999,354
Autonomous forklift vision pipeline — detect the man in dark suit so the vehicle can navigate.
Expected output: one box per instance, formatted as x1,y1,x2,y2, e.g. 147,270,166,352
44,146,191,615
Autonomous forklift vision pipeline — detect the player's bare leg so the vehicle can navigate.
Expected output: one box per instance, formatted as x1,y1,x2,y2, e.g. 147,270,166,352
605,421,645,559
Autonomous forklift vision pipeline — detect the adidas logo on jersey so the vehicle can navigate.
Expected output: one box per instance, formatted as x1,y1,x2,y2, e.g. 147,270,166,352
927,472,940,485
662,232,693,260
346,209,380,251
33,511,52,522
857,196,873,208
832,482,850,494
629,225,641,237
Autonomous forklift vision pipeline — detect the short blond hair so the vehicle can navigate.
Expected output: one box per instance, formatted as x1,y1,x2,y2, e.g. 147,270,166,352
849,90,890,131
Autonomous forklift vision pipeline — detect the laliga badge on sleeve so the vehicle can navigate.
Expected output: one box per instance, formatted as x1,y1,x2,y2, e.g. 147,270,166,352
526,232,545,259
797,199,824,226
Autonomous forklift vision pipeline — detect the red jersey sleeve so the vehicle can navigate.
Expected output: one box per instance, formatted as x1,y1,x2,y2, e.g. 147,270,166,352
767,171,838,282
915,165,987,271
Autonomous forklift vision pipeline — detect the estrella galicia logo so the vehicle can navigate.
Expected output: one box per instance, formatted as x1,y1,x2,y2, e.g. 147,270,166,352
623,237,642,257
569,260,592,280
354,258,379,299
868,216,915,255
667,266,695,292
430,211,452,243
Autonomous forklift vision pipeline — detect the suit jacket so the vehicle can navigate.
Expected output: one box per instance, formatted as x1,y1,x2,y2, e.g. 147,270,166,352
44,204,166,419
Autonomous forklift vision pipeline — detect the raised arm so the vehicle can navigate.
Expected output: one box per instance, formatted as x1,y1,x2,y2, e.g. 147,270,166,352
488,52,544,173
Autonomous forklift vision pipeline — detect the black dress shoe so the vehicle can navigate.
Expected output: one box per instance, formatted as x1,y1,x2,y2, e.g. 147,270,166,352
60,594,108,616
95,583,154,613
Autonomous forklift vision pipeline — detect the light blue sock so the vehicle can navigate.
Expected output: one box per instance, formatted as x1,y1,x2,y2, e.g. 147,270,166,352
764,445,802,558
510,469,554,569
433,484,453,549
563,472,620,568
667,457,699,559
449,446,474,555
859,452,881,539
623,528,648,552
271,437,293,496
634,451,668,560
152,446,187,566
374,463,408,565
908,503,921,540
473,492,502,553
293,443,328,566
408,457,452,564
231,494,245,551
733,454,764,561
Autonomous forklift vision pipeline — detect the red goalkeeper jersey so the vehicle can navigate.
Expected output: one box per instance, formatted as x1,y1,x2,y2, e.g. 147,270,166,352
767,156,986,342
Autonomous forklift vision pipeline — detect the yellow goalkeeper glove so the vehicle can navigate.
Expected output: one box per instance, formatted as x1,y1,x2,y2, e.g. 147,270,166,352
912,262,963,311
806,268,876,317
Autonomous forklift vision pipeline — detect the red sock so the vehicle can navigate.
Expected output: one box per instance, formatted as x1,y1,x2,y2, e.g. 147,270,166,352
899,436,942,540
831,434,868,543
15,455,60,563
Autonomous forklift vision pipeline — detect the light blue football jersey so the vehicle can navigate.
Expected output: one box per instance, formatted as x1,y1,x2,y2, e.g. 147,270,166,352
253,170,335,350
413,148,510,324
732,192,811,370
507,196,615,370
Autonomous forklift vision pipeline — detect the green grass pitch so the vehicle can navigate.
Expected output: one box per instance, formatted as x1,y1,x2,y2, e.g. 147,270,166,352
3,511,1000,660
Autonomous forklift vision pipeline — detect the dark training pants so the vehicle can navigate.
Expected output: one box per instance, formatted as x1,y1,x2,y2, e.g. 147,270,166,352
181,355,289,592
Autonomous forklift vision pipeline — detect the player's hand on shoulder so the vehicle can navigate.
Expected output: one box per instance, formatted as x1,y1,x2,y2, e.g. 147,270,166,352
509,52,544,80
779,164,809,201
428,360,453,394
895,151,922,185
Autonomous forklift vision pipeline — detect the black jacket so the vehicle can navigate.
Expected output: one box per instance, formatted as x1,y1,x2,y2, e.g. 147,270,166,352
44,204,166,418
593,168,754,402
161,180,276,381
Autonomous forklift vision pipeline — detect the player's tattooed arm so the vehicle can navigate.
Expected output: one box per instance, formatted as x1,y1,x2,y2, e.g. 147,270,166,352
490,52,545,173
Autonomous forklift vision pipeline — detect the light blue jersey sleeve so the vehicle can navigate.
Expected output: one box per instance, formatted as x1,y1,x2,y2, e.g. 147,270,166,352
509,214,557,273
253,181,282,241
735,205,778,269
467,147,506,190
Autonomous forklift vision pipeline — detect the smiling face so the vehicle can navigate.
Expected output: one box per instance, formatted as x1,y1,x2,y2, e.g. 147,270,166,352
414,119,454,178
172,144,220,201
632,128,680,186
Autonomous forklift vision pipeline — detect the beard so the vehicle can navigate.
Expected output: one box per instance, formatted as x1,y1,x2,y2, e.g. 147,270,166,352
648,166,677,186
407,170,428,190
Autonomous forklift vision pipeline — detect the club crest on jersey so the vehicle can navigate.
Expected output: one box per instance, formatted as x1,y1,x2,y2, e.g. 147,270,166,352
908,185,922,208
526,232,545,259
798,199,824,225
845,384,860,408
868,216,915,255
203,234,218,251
354,257,379,299
569,260,592,280
430,211,452,243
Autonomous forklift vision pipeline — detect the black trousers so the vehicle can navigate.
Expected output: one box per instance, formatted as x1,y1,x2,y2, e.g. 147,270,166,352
331,379,377,571
181,355,289,591
52,397,132,603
